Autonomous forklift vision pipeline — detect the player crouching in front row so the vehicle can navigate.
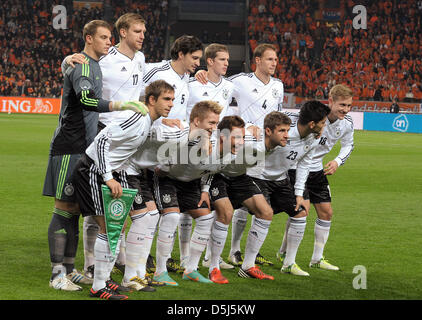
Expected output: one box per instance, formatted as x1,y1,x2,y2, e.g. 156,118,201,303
72,80,175,300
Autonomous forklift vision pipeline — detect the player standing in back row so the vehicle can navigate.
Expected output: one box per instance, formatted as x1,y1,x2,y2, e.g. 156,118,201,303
195,43,284,266
228,44,284,266
43,20,148,292
183,43,236,270
62,13,150,279
143,35,203,125
142,35,203,272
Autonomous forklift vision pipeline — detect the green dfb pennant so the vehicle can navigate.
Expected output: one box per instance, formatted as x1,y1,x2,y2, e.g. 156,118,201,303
101,185,137,257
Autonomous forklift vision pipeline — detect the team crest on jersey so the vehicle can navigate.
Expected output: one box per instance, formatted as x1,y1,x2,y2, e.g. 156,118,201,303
79,79,92,91
162,194,171,204
272,88,278,98
138,62,143,72
222,89,229,100
335,128,341,137
64,183,74,196
304,144,310,152
134,194,143,204
211,187,219,197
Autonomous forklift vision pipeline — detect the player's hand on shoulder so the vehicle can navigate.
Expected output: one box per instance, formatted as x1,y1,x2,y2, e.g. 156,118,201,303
162,118,183,129
111,100,149,115
247,125,262,141
195,69,208,85
66,53,88,68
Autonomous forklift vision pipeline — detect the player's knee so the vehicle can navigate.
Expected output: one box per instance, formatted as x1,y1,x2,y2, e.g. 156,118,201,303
215,208,233,224
316,204,333,220
294,210,308,218
256,206,273,221
93,216,106,234
55,199,80,214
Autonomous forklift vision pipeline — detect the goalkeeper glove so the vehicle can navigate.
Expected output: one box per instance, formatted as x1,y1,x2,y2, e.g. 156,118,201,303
111,100,149,115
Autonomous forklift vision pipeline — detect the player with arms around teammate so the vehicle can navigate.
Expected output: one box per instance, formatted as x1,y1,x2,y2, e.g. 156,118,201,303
196,43,284,266
206,112,289,283
247,102,330,276
142,35,203,272
98,13,148,128
143,35,203,126
229,44,284,266
183,43,236,270
62,13,150,278
43,20,147,292
278,85,354,271
196,43,284,127
187,43,235,120
150,101,222,286
72,80,173,300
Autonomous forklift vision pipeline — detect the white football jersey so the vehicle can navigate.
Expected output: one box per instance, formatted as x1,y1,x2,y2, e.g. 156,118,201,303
187,77,235,120
247,113,320,196
86,113,153,182
125,121,190,174
164,134,239,193
99,46,146,126
218,124,266,178
143,60,190,122
229,72,284,128
165,135,239,180
309,115,354,172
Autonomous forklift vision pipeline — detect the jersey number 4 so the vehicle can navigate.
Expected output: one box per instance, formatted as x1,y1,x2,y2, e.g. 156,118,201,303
262,99,267,109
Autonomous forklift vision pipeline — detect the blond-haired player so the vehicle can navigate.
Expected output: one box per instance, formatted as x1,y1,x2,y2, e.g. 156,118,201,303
278,84,354,272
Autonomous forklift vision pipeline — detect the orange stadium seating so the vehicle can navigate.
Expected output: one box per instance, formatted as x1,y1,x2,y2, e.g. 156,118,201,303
247,0,422,102
0,0,168,98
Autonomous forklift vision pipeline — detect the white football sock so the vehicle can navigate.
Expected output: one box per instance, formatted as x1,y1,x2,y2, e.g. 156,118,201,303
185,213,214,273
92,233,117,291
155,212,179,275
124,212,149,282
230,207,248,255
279,217,291,254
311,218,331,264
283,216,307,267
83,216,99,270
138,210,159,278
116,233,126,266
209,220,229,272
241,216,271,270
178,212,193,263
204,211,216,261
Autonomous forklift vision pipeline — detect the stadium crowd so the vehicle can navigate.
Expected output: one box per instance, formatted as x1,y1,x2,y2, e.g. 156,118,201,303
0,0,168,98
1,0,421,103
248,0,422,102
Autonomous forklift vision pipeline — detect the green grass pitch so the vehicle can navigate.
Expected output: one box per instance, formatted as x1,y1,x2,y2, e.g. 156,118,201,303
1,113,421,300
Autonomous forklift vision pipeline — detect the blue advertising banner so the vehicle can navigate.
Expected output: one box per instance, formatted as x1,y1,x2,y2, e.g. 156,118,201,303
363,113,422,133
